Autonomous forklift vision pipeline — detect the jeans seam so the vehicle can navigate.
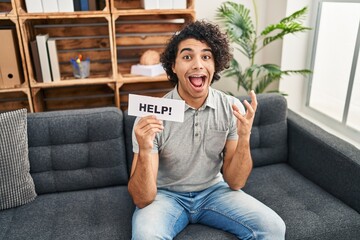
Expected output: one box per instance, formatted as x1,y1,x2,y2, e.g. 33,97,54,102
201,207,257,239
170,208,187,237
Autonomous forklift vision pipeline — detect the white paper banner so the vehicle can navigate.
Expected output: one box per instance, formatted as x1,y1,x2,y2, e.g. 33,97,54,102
128,94,185,122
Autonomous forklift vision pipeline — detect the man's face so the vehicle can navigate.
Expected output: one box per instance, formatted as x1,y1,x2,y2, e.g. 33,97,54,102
172,38,215,109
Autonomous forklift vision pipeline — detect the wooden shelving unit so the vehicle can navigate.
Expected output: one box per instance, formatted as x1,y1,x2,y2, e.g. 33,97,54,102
0,0,195,112
0,1,33,112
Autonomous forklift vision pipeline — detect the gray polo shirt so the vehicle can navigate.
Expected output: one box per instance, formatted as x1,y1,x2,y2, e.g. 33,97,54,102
132,86,245,192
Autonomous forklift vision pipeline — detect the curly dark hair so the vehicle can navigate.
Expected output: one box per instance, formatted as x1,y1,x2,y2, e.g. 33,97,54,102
160,20,232,86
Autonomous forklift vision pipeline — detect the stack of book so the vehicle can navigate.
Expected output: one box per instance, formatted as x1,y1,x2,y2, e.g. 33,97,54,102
141,0,187,9
25,0,101,13
30,34,60,83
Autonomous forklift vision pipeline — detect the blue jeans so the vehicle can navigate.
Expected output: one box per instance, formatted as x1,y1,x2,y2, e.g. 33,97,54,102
132,181,285,240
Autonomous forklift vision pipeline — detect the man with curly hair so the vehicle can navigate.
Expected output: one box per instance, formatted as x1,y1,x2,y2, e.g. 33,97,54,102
128,20,286,239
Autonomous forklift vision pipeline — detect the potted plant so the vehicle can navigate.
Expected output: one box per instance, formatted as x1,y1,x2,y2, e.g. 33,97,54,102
216,1,312,95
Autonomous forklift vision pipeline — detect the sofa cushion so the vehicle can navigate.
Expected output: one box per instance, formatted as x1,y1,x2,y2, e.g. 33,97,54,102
176,224,237,239
238,93,288,167
27,107,128,194
0,186,134,240
0,109,36,210
243,163,360,239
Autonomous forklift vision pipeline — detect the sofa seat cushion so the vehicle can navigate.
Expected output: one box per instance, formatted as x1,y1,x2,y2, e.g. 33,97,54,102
244,163,360,240
176,224,237,239
0,186,134,240
27,107,129,194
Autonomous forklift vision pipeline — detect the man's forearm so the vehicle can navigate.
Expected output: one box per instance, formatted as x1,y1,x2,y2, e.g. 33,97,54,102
223,136,253,190
128,152,157,208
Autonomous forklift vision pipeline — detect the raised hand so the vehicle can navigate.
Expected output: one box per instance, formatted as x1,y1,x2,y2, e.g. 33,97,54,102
134,115,164,152
232,90,258,138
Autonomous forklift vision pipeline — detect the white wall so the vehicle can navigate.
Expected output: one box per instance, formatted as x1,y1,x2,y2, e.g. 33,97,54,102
279,0,313,111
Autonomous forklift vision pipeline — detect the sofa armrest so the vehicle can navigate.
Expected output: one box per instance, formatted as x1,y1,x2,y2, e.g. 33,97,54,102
287,110,360,213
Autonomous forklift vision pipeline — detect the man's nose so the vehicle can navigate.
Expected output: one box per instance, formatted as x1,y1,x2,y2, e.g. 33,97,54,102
192,57,204,69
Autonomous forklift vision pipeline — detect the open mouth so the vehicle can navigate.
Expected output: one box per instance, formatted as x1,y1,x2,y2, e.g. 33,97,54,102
189,74,206,88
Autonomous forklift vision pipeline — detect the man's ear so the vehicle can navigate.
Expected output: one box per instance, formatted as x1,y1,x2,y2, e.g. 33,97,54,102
172,63,176,73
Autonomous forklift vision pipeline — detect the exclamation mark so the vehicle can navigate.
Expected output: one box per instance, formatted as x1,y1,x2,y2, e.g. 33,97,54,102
169,107,172,115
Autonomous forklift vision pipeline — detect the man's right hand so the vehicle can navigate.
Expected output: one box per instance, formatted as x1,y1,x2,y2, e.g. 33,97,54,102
134,115,164,152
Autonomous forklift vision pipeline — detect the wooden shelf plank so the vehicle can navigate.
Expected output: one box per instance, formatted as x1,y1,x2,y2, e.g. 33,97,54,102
29,78,116,88
18,12,110,20
113,9,195,16
0,87,29,93
120,74,168,84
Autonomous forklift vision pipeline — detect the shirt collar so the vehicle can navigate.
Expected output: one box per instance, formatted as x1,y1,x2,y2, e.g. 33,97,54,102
171,86,217,111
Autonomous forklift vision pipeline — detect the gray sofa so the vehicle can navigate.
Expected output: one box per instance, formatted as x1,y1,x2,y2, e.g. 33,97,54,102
1,93,359,240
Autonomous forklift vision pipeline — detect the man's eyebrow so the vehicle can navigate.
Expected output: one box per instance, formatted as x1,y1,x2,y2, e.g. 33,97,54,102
180,48,192,53
203,48,213,53
179,48,213,53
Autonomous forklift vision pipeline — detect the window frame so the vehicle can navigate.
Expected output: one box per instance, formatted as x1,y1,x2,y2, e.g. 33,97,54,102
305,0,360,144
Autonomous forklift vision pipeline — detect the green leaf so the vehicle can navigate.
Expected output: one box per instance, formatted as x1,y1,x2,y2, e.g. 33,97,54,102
282,69,312,76
254,75,281,93
217,1,256,58
261,6,311,47
262,23,311,46
280,7,308,24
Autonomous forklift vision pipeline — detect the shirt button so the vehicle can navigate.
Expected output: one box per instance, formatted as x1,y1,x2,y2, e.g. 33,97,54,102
195,133,199,137
195,123,198,126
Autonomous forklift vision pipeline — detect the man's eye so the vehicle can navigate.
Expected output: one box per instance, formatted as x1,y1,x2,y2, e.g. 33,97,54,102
183,55,191,60
203,55,211,60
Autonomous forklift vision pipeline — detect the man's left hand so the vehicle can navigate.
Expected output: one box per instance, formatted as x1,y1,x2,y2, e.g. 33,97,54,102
232,90,258,138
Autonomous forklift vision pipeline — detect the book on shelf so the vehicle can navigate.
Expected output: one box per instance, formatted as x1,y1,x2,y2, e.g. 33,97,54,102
25,0,43,13
30,40,43,82
80,0,89,11
88,0,96,11
47,39,61,82
57,0,74,12
0,29,23,89
73,0,81,11
36,34,52,83
141,0,158,9
97,0,106,10
41,0,58,12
